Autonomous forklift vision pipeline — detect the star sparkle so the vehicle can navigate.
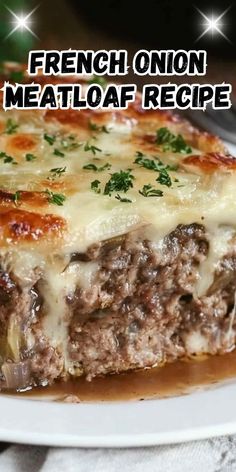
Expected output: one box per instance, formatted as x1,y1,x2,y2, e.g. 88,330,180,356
195,6,231,43
4,5,39,40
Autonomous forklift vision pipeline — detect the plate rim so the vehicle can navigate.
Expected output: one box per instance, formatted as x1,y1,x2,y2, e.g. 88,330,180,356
1,381,236,447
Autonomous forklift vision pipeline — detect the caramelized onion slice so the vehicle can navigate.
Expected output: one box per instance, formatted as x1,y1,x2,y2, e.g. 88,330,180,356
2,360,31,389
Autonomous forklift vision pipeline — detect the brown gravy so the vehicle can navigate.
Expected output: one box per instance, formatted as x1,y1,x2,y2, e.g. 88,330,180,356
13,349,236,402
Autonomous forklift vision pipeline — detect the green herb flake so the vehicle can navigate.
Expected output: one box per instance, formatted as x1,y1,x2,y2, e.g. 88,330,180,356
135,151,145,158
5,119,18,135
0,151,17,164
104,170,134,196
53,148,65,157
156,169,172,187
156,127,192,154
91,180,101,194
49,167,67,179
98,162,111,171
44,133,56,146
84,142,102,155
25,153,37,162
83,163,97,171
88,76,107,88
139,184,163,198
83,162,111,172
12,190,21,205
89,121,109,134
134,152,175,187
115,194,132,203
60,135,80,151
134,152,177,172
134,155,161,172
45,189,66,206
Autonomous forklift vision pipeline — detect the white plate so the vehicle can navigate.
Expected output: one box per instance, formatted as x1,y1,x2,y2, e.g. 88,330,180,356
0,381,236,447
0,140,235,448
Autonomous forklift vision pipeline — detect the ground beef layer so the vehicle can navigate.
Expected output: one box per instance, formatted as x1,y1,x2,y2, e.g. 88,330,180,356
0,223,236,389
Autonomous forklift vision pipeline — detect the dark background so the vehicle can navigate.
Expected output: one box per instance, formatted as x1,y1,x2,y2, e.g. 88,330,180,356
0,0,235,91
70,0,236,56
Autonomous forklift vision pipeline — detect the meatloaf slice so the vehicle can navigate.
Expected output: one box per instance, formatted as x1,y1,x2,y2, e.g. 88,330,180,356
0,223,235,389
68,224,235,379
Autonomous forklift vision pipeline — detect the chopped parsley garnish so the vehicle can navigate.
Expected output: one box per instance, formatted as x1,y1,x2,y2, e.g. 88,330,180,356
45,133,80,154
0,151,17,164
89,121,109,134
45,189,66,206
134,155,161,172
44,133,56,146
156,168,172,187
9,70,24,83
25,153,37,161
83,162,111,172
104,170,134,196
83,163,98,171
84,142,102,155
53,148,65,157
134,152,177,172
139,184,163,198
44,132,83,166
99,162,111,171
156,127,192,154
156,127,173,145
115,194,132,203
12,190,21,205
134,152,176,187
88,76,107,88
49,167,67,179
5,119,18,135
60,135,80,151
91,179,101,194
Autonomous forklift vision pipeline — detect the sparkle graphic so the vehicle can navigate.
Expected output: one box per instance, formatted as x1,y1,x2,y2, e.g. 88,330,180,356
4,5,39,40
196,6,231,43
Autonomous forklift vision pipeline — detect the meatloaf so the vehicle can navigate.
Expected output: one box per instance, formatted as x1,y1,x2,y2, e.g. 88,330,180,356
0,65,236,390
